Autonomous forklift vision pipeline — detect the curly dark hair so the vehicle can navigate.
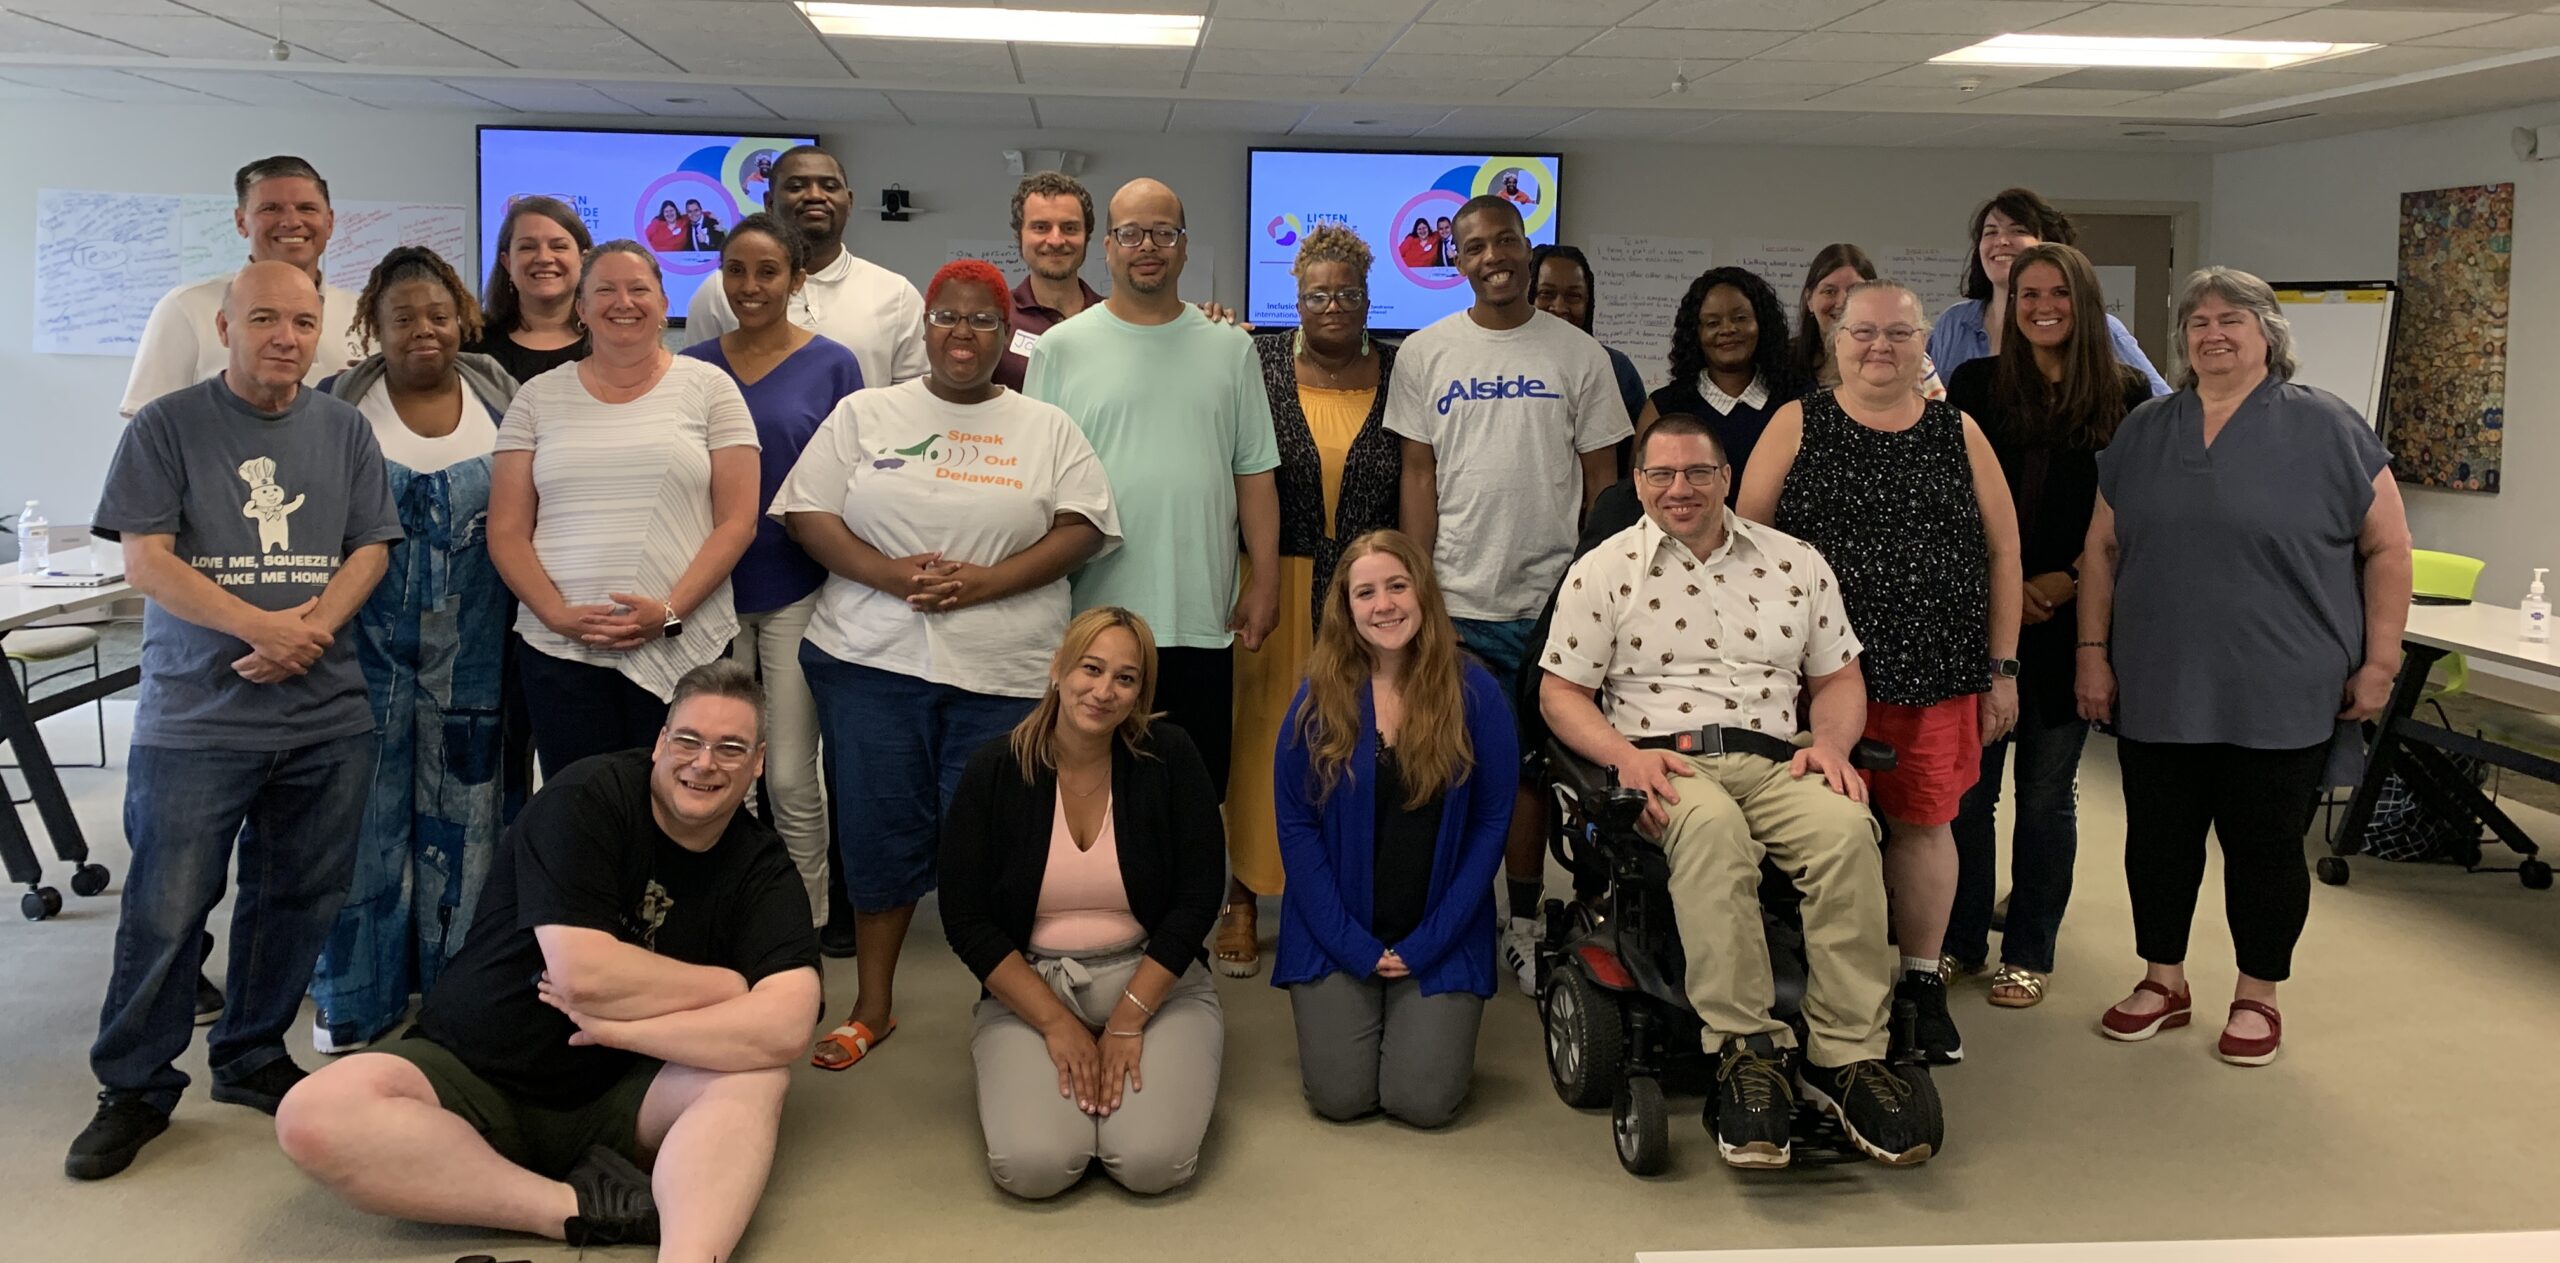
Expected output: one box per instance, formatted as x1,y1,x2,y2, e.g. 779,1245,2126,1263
353,244,483,352
1665,266,1799,397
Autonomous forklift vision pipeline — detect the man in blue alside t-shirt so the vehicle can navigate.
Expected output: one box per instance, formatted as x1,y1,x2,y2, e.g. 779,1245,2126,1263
69,261,400,1181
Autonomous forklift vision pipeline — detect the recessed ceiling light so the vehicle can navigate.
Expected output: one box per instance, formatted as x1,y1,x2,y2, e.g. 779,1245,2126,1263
797,2,1202,47
1931,33,2376,71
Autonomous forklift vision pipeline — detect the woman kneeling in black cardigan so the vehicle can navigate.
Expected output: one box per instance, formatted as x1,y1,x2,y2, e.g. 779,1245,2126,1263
939,606,1228,1199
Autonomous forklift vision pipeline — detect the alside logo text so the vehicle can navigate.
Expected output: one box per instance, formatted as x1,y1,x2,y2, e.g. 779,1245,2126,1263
1437,374,1561,415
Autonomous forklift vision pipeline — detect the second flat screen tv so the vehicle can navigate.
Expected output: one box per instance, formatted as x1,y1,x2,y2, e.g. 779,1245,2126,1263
478,126,820,321
1247,148,1563,333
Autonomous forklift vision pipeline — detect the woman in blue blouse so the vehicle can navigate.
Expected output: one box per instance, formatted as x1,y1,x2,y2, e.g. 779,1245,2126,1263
1274,529,1516,1128
679,212,865,929
1925,188,2169,396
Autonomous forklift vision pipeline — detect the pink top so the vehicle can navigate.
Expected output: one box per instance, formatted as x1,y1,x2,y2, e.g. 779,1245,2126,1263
1029,790,1145,953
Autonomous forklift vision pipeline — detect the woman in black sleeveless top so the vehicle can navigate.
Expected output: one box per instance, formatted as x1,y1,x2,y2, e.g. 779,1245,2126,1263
1738,280,2021,1068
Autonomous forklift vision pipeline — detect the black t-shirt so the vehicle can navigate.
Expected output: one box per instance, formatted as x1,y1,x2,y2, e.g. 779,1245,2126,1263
1370,742,1443,947
465,330,587,387
415,750,821,1104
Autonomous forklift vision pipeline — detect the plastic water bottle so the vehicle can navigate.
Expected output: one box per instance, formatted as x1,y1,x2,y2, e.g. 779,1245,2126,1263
15,501,46,575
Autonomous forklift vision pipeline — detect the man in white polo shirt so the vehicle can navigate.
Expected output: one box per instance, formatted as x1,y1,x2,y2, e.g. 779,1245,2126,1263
119,155,363,418
685,145,925,389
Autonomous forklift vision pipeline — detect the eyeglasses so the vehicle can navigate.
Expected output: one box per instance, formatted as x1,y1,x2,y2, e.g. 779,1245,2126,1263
1635,463,1726,488
1107,224,1186,249
1842,324,1922,344
926,309,1004,332
1298,289,1367,312
665,731,757,767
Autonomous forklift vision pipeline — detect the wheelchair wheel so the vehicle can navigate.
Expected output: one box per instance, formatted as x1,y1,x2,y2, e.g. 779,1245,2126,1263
1543,963,1625,1110
1613,1076,1671,1176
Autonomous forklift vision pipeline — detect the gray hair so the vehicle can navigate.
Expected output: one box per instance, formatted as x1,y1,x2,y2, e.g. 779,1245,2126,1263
2170,266,2297,390
669,659,766,740
1839,278,1926,329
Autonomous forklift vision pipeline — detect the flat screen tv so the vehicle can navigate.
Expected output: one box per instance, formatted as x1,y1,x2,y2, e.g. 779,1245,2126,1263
1247,148,1563,333
478,126,821,322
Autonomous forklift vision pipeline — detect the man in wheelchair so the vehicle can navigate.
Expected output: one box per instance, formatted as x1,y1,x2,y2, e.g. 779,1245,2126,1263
1536,414,1942,1170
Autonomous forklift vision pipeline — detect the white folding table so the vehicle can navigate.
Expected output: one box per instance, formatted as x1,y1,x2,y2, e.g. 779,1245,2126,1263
0,545,136,919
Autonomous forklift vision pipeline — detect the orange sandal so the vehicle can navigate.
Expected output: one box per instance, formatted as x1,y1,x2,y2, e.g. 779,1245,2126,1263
811,1017,896,1071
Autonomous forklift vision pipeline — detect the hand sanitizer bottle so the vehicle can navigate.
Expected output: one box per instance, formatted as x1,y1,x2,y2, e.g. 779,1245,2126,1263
2523,568,2550,644
15,501,46,575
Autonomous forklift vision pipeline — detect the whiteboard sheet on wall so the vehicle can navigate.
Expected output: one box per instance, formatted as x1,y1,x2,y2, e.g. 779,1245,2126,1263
943,237,1212,304
2273,283,2396,429
32,188,469,356
1588,233,1714,391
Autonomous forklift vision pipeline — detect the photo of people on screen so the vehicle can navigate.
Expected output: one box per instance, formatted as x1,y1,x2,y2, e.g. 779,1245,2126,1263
1399,217,1440,268
1497,168,1539,206
1433,214,1456,266
742,149,777,199
646,198,686,251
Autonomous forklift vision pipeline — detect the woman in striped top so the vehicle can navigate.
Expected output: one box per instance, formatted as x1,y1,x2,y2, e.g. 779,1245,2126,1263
487,240,762,777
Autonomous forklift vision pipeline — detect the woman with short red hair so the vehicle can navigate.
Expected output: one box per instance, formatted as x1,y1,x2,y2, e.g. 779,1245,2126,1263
776,257,1124,1070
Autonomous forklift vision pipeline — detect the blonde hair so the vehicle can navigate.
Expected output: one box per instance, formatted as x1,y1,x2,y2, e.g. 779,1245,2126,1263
1009,606,1160,780
1292,222,1373,281
1294,530,1474,808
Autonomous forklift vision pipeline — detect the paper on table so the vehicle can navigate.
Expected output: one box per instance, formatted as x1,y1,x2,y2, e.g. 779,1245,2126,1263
943,238,1215,304
1588,233,1714,392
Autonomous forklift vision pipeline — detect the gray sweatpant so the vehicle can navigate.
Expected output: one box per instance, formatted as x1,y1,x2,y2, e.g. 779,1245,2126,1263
1287,971,1485,1128
970,943,1224,1199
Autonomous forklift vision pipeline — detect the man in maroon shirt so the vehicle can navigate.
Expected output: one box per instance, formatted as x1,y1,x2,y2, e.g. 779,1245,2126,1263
995,171,1105,391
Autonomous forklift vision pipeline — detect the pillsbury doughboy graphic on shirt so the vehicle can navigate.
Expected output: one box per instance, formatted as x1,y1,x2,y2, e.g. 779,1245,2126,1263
235,456,307,555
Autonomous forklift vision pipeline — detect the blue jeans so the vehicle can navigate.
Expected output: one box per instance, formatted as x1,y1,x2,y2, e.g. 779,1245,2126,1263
1946,693,2089,974
801,647,1034,913
312,458,515,1047
93,733,377,1112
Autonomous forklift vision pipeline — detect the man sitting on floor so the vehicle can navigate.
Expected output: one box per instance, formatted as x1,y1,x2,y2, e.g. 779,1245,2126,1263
275,661,822,1258
1536,413,1942,1170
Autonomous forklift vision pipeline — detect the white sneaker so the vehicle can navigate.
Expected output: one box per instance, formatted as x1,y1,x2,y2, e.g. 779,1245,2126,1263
1500,916,1541,997
310,1017,377,1057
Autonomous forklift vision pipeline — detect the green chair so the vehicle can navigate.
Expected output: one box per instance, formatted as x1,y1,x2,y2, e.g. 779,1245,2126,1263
2412,549,2486,697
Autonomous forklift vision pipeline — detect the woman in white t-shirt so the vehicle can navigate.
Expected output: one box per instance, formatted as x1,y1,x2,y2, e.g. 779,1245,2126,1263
488,241,762,777
313,245,520,1054
776,258,1120,1071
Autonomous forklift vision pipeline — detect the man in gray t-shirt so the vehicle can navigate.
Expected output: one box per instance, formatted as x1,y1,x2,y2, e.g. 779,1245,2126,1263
69,261,399,1182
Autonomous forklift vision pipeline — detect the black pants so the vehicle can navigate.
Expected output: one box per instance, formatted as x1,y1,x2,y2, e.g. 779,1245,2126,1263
2117,737,2327,983
511,637,671,781
1154,646,1234,802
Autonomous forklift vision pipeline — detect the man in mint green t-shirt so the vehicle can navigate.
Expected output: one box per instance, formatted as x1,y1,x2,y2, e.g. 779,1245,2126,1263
1025,177,1281,801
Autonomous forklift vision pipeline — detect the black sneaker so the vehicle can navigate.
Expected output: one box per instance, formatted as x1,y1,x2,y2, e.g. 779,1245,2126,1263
1900,969,1964,1064
195,972,223,1026
1709,1034,1794,1169
66,1093,170,1180
209,1057,306,1115
563,1145,660,1246
1801,1058,1943,1166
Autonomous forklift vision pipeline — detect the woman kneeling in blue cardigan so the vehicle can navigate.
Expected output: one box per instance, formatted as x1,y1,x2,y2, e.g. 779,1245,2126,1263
1273,529,1517,1128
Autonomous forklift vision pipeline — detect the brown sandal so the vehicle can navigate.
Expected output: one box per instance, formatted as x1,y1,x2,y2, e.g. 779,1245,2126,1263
1213,901,1260,978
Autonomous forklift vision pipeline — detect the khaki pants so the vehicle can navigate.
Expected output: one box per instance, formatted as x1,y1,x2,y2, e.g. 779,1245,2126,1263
1654,751,1893,1067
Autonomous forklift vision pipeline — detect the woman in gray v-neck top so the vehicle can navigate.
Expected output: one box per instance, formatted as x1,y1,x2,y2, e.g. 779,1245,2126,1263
2075,267,2410,1067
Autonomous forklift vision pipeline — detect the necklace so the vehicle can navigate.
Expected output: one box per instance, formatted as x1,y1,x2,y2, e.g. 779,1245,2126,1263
1294,329,1372,387
1060,763,1109,798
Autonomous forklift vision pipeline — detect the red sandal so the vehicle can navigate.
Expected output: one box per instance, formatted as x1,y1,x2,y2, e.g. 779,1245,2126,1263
2216,999,2282,1067
2099,979,2191,1042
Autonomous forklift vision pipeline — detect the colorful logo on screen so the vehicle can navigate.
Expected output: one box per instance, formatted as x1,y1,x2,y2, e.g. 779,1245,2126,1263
1266,214,1303,247
1389,156,1559,291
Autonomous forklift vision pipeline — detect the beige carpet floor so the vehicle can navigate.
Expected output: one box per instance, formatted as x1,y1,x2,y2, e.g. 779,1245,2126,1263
7,703,2560,1262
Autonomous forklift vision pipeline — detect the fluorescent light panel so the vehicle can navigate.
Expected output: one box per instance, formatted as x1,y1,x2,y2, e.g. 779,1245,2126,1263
1931,34,2377,71
797,2,1202,48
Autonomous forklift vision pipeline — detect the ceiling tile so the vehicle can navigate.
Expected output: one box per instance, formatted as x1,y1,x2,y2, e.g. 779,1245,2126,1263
1342,76,1507,99
2,66,248,102
1698,58,1906,85
649,47,852,79
830,38,1015,67
1824,0,2098,35
1199,18,1403,51
1684,109,1868,142
2030,65,2233,89
35,14,322,59
2176,67,2380,94
121,68,361,106
1527,55,1730,82
1808,83,1992,108
1168,98,1312,130
2326,44,2508,71
1032,96,1174,130
1362,52,1558,78
1954,84,2170,109
1014,46,1192,88
1183,72,1356,95
1416,104,1591,135
1854,63,2074,88
1498,76,1683,102
885,90,1037,126
437,25,676,72
1753,31,1980,61
310,74,523,109
2226,8,2519,41
1571,26,1797,58
735,85,907,121
1623,0,1881,29
435,78,645,112
169,0,385,19
1539,106,1723,138
2405,13,2560,43
1215,0,1430,18
1422,0,1658,21
374,0,609,25
1191,46,1379,75
1290,104,1444,136
1389,25,1601,55
588,83,780,116
2030,3,2316,37
847,60,1024,85
0,12,150,55
0,0,196,14
283,20,510,67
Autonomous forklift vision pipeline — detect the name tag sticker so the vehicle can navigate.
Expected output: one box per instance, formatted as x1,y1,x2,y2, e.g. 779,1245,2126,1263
1009,329,1042,359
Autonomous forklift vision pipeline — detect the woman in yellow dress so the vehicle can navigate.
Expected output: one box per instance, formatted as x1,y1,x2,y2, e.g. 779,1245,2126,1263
1219,225,1401,976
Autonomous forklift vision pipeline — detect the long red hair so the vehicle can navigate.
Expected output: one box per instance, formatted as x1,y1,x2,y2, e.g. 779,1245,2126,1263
1294,530,1473,808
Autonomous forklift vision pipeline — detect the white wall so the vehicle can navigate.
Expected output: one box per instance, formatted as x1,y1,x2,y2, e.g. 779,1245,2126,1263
0,100,2214,527
2209,103,2560,600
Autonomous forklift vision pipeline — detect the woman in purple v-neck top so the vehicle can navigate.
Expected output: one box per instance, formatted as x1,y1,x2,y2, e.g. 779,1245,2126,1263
680,214,866,939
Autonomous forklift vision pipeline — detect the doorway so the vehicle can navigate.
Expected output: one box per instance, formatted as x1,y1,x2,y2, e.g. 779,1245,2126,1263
2056,203,2194,377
